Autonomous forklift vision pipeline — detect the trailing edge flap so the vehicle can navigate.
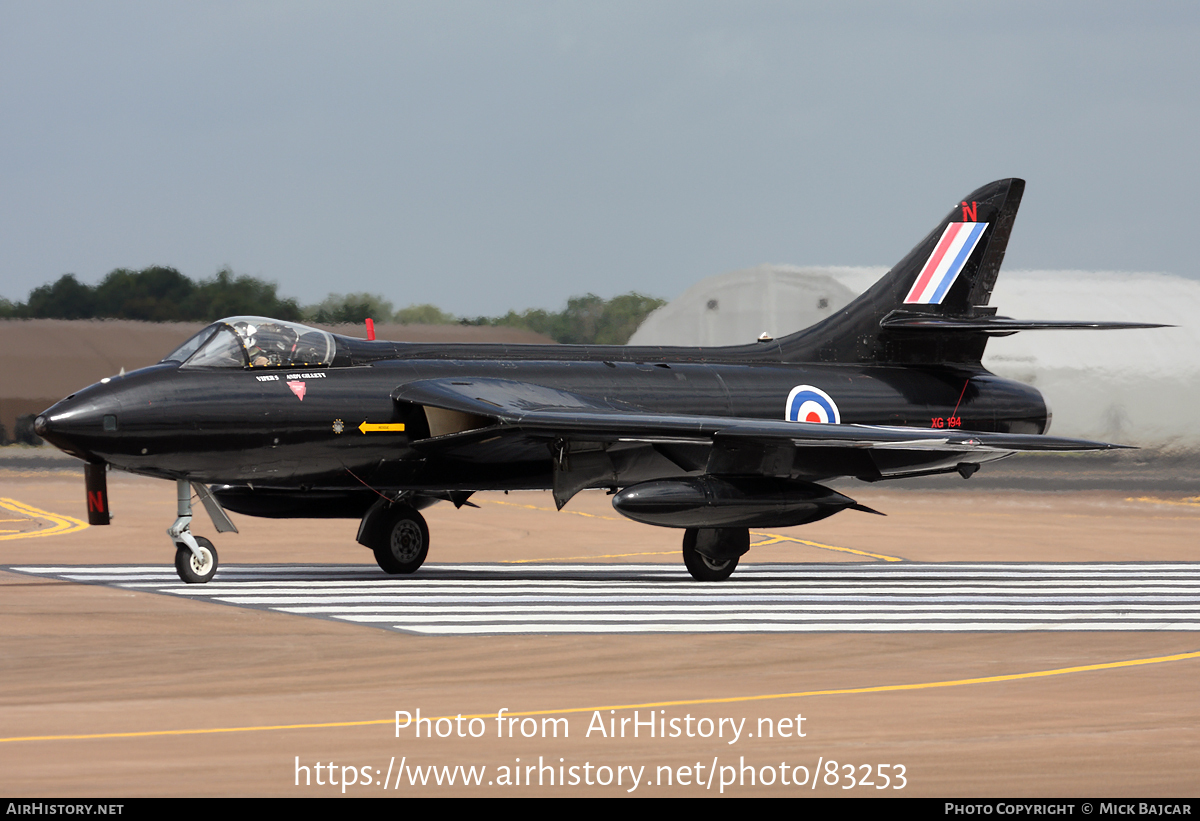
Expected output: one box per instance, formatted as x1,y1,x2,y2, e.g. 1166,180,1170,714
880,311,1168,335
393,377,1127,454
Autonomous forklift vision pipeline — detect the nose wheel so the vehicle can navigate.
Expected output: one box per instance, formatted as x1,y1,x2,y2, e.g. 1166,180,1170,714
174,536,218,584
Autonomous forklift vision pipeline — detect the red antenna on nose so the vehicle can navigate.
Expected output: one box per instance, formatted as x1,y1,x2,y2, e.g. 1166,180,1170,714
365,317,375,340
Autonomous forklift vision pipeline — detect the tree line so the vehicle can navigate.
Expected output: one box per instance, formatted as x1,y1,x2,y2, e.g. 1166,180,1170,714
1,267,665,345
0,267,303,322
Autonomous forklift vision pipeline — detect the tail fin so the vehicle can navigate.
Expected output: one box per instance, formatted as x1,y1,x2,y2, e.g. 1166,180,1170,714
778,178,1024,365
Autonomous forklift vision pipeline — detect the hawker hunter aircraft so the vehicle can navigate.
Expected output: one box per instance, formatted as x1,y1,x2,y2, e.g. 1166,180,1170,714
36,179,1160,583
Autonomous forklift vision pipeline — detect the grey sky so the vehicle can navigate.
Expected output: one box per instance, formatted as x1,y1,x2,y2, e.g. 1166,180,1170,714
2,1,1196,316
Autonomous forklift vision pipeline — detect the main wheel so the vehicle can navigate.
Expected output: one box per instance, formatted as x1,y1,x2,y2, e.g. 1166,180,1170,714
682,528,739,582
175,536,218,584
372,505,430,574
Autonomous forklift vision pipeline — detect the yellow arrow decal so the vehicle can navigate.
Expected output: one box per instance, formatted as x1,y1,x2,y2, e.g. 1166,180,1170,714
358,422,406,434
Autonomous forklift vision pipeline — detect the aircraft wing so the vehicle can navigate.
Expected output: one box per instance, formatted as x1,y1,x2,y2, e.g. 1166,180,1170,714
392,377,1123,454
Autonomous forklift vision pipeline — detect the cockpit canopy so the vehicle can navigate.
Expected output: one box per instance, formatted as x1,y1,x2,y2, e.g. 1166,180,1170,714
163,317,336,369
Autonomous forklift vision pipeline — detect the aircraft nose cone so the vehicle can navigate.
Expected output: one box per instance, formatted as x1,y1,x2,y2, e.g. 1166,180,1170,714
37,390,121,461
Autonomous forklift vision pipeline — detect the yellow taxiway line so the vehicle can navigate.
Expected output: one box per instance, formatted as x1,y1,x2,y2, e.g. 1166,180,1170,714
1127,495,1200,509
749,532,902,562
0,498,89,541
3,648,1197,744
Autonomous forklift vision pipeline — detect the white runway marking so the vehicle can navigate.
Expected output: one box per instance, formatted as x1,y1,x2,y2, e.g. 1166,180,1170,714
9,562,1200,635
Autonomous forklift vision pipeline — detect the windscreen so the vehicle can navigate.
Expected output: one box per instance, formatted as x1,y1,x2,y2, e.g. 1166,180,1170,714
181,327,248,368
161,325,218,363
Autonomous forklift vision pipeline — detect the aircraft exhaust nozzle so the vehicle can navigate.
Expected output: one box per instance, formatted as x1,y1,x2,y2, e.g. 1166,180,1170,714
612,476,861,529
83,461,111,526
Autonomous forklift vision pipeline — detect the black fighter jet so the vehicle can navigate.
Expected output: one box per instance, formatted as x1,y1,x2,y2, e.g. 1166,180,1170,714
35,179,1161,584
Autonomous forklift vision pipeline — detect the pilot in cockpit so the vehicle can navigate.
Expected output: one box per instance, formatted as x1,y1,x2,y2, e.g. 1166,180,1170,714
237,322,294,367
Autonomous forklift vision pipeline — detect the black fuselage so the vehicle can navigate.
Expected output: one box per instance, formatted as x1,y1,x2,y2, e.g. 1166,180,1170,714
38,336,1048,497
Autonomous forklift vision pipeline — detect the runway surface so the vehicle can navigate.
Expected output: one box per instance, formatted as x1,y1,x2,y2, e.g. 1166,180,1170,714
2,465,1199,796
10,561,1200,634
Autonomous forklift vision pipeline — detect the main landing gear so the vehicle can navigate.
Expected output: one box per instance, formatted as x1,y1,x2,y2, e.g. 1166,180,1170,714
168,479,219,583
681,527,749,582
359,501,430,575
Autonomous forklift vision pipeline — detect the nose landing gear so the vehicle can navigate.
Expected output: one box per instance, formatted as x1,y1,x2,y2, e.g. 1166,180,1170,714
167,479,231,583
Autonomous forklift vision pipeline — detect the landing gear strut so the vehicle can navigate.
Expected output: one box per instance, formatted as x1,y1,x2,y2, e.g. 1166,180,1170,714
682,527,748,582
168,479,219,583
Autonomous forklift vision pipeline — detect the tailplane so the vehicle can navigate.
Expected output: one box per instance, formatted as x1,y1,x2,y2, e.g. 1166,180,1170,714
777,179,1162,365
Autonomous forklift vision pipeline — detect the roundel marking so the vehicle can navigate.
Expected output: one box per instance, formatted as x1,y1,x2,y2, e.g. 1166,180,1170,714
786,385,840,424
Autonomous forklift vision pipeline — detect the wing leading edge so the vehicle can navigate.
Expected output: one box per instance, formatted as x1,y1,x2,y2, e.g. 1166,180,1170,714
392,377,1125,454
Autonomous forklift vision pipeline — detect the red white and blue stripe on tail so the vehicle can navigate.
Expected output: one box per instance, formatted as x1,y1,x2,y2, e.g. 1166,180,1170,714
904,221,989,305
